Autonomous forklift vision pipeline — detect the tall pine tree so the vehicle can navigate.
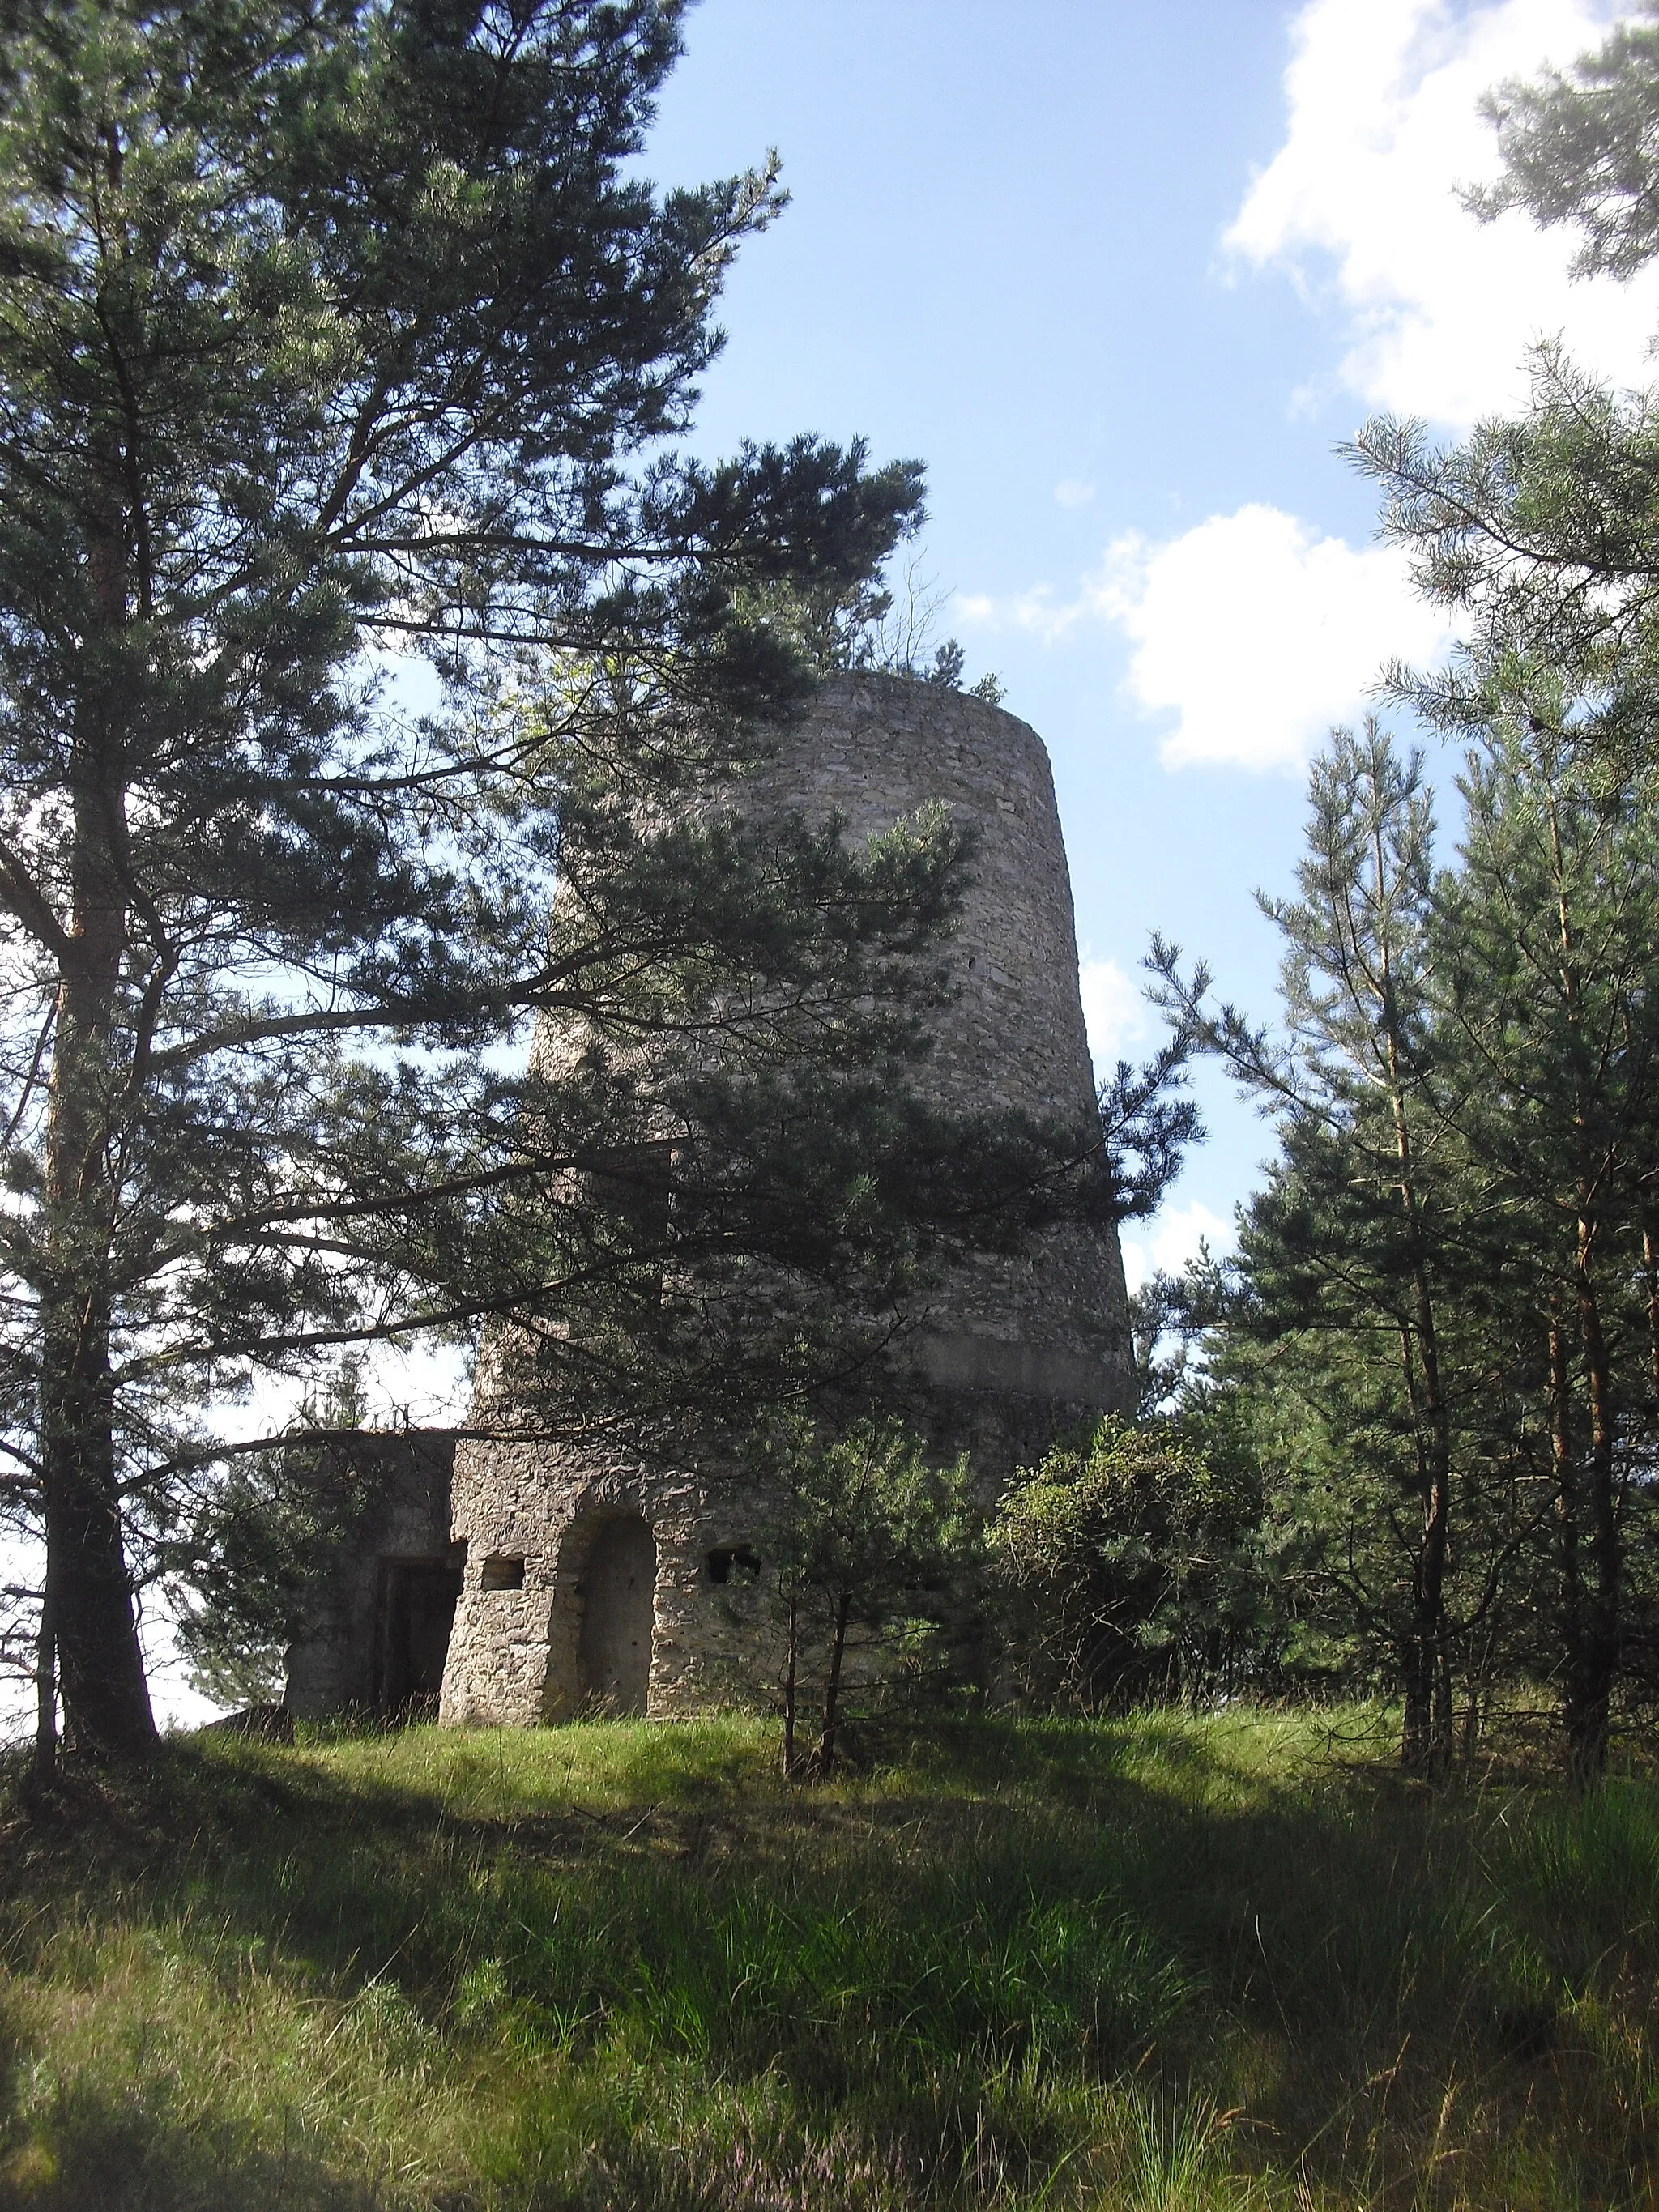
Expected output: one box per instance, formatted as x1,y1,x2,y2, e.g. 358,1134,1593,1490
0,0,990,1757
1157,726,1499,1772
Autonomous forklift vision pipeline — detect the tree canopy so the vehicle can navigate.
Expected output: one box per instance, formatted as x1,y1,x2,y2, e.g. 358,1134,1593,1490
0,0,1060,1758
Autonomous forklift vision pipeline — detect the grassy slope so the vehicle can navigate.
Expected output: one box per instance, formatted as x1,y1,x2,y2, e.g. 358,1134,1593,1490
0,1711,1652,2210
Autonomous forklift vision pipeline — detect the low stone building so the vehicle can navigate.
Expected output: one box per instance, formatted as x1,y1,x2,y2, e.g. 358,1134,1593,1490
283,1430,463,1720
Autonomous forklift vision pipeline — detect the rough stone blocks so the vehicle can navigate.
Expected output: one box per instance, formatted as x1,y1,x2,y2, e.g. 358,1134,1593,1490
437,674,1132,1728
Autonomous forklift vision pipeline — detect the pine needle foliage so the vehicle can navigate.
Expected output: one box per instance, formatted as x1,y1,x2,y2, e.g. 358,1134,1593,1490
0,0,1068,1758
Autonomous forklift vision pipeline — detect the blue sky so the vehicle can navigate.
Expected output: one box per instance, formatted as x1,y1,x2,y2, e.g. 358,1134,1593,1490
636,0,1657,1286
139,0,1659,1724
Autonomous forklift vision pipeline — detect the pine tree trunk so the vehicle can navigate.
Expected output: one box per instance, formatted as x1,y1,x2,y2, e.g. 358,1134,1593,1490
37,634,156,1757
38,1280,154,1757
33,1572,56,1789
1401,1635,1432,1777
1549,1311,1593,1773
1546,805,1618,1784
1568,1229,1619,1779
782,1585,800,1779
812,1588,851,1780
1384,988,1453,1781
1431,1638,1453,1765
1460,1672,1483,1768
1395,1281,1453,1779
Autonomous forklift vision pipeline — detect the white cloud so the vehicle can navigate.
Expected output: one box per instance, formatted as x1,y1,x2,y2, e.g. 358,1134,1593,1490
1079,955,1148,1077
1055,478,1097,509
1098,505,1456,769
967,4,1658,771
959,503,1456,770
953,581,1084,647
1120,1200,1232,1296
1230,0,1659,426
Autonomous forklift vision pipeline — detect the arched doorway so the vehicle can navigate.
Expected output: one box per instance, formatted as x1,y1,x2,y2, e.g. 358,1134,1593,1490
578,1515,656,1714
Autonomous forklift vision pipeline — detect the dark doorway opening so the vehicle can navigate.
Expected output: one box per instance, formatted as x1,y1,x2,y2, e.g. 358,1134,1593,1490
376,1557,463,1716
578,1515,656,1715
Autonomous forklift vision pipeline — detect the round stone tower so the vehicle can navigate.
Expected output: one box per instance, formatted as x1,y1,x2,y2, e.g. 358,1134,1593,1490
437,673,1130,1726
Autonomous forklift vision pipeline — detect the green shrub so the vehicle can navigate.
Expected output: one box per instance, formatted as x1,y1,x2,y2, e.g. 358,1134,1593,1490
993,1419,1265,1710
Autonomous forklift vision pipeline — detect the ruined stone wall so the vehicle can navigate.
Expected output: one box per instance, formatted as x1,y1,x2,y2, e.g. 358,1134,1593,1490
284,1431,459,1718
438,1438,786,1724
743,674,1124,1405
439,674,1130,1727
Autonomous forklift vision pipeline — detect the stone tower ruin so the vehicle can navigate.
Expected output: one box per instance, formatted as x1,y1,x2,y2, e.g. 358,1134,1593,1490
433,672,1132,1728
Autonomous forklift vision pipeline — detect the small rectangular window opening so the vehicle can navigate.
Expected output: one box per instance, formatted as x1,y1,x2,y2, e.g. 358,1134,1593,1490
481,1554,526,1592
706,1545,761,1586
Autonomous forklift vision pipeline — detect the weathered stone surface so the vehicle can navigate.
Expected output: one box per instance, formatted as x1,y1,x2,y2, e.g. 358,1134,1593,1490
283,1430,462,1718
438,674,1132,1727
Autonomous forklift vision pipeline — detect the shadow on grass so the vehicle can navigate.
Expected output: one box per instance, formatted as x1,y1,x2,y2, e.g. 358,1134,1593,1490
0,2080,387,2212
0,1714,1653,2209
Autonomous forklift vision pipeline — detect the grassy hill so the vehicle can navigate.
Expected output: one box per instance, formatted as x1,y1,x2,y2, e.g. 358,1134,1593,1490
0,1710,1651,2209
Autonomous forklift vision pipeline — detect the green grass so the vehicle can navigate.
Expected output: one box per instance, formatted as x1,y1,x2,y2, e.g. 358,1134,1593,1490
0,1708,1652,2209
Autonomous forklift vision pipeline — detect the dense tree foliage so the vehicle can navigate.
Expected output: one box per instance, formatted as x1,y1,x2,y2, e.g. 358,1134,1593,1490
1043,8,1659,1779
1154,728,1484,1772
1153,700,1659,1774
757,1415,972,1779
994,1416,1266,1712
1473,2,1659,279
0,0,1064,1761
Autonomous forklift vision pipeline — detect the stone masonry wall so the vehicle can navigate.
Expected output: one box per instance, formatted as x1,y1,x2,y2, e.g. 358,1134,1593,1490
741,675,1124,1403
284,1430,458,1718
438,674,1131,1727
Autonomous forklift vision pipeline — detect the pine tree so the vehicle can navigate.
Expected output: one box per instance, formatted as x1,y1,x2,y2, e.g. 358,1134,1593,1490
1435,697,1659,1775
0,0,975,1758
1175,709,1659,1773
1471,5,1659,280
758,1416,969,1781
1156,725,1493,1773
